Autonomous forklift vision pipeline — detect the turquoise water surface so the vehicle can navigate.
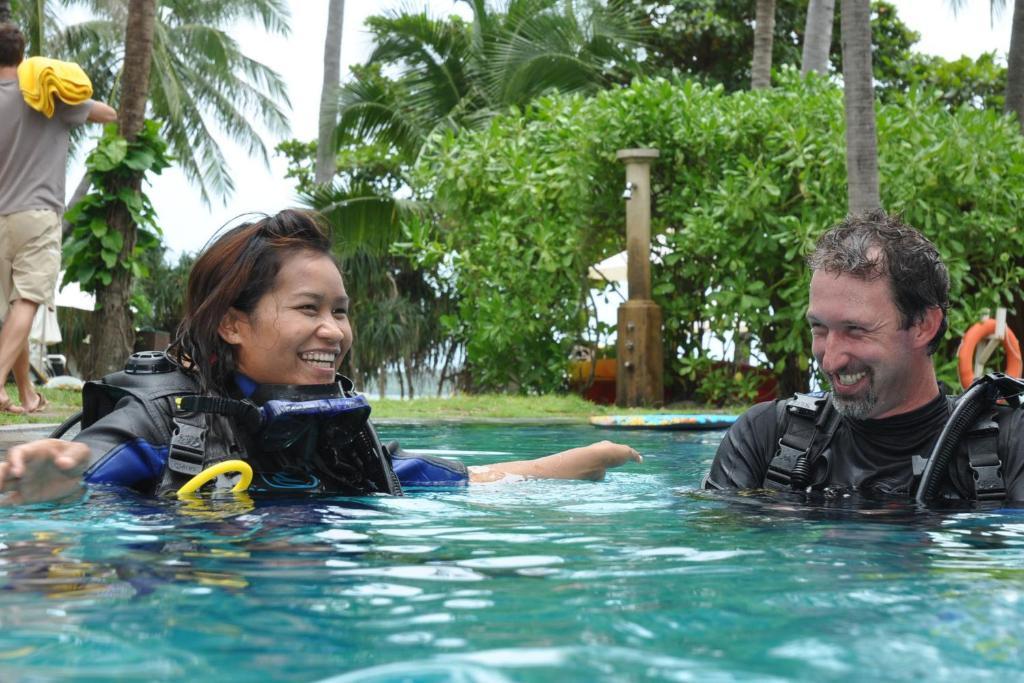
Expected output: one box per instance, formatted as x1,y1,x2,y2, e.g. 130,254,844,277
1,423,1022,681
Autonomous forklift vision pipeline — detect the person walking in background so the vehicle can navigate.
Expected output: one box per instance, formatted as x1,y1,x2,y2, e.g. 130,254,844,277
0,22,116,414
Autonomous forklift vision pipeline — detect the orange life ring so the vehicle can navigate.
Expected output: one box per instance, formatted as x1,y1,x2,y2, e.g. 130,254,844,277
957,318,1023,388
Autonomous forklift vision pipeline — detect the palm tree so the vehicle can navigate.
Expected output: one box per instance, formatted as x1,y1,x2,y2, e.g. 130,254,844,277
841,0,881,213
320,0,646,239
12,0,289,214
338,0,646,157
57,0,290,204
7,0,53,57
87,0,155,377
945,0,1021,131
801,0,835,76
1006,0,1024,131
751,0,775,89
316,0,345,185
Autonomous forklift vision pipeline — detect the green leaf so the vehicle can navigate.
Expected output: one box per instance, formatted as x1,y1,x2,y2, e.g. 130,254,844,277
100,231,124,253
91,137,128,171
124,149,156,171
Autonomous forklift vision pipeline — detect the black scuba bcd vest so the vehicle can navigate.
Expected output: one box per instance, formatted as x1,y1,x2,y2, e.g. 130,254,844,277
766,392,1007,502
70,351,403,498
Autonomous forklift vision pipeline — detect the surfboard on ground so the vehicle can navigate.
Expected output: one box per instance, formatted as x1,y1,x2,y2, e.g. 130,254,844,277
589,414,740,431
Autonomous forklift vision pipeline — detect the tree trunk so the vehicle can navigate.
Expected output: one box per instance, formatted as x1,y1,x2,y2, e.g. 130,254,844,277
378,366,387,400
315,0,345,185
26,0,44,57
751,0,776,89
0,2,11,24
801,0,835,77
404,357,415,400
85,0,156,378
1006,0,1024,133
840,0,881,215
437,342,456,397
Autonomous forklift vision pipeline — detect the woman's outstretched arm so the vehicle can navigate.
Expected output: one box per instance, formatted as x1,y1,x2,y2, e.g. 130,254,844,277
468,440,642,483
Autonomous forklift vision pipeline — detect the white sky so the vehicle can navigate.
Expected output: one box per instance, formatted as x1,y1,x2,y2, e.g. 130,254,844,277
69,0,1015,259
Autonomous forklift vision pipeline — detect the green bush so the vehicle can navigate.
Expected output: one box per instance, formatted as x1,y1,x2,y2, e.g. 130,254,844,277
413,72,1024,395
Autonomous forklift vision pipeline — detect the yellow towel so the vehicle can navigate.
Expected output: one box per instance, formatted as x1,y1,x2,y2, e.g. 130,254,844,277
17,56,93,118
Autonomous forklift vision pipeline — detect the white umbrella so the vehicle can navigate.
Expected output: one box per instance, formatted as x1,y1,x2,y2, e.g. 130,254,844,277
588,251,628,283
55,275,96,311
587,237,670,285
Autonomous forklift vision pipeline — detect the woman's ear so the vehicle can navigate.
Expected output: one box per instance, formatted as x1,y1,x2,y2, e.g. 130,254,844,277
218,308,247,345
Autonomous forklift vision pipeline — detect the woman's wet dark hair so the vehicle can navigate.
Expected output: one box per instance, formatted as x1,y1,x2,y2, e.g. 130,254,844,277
807,210,950,354
168,209,335,393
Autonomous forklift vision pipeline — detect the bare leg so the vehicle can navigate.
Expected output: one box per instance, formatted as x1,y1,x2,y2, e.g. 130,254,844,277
0,299,39,409
12,341,40,409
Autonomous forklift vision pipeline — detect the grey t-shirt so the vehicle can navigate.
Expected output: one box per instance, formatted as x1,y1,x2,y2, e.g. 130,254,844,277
0,78,94,215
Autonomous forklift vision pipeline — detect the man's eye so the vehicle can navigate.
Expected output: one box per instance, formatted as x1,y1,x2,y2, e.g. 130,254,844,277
333,309,348,318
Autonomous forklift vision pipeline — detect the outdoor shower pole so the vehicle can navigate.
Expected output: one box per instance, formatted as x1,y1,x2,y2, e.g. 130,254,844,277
616,148,663,408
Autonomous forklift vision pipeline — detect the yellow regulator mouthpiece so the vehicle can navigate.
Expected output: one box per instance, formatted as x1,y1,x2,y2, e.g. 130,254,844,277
176,459,254,497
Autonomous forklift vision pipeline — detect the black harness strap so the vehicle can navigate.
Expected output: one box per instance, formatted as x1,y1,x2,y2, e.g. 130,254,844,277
167,412,208,477
964,411,1005,502
767,393,840,490
178,395,261,431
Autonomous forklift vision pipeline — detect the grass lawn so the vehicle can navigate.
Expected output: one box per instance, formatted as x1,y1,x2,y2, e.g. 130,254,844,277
0,386,83,426
0,383,743,427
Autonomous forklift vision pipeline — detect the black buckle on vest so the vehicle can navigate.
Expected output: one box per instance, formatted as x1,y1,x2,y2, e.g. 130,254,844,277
168,417,206,476
767,441,803,487
966,430,1004,501
787,393,824,419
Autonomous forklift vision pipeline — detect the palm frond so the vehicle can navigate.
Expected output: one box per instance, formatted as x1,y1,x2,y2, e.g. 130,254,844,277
54,0,291,205
301,183,424,258
337,75,427,160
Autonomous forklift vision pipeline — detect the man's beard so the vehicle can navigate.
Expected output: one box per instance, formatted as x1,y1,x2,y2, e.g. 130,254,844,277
831,383,878,420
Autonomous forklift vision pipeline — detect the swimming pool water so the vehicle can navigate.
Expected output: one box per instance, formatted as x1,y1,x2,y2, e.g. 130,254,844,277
0,423,1022,681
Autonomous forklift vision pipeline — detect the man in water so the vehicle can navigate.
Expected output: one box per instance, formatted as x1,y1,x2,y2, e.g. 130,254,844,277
0,22,116,414
704,210,1024,501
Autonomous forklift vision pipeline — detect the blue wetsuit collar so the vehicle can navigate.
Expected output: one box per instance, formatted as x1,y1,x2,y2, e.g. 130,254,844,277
234,373,259,399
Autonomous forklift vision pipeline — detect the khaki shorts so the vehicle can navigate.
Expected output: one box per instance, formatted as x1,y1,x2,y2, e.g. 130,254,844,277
0,209,62,317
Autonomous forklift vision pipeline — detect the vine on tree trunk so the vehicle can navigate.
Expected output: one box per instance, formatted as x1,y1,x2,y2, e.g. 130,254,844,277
62,120,171,306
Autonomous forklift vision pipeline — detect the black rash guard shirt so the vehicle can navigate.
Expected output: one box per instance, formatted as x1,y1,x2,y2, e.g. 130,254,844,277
705,393,1024,501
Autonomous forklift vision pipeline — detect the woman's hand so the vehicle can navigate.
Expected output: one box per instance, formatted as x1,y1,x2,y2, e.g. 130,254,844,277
0,439,91,505
468,440,642,483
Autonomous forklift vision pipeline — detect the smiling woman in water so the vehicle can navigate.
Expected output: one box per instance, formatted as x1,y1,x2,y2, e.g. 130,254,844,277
0,209,641,504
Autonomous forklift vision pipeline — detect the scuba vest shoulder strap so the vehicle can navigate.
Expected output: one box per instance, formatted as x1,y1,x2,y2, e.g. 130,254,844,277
166,411,210,478
766,393,841,490
357,420,403,496
952,397,1006,502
